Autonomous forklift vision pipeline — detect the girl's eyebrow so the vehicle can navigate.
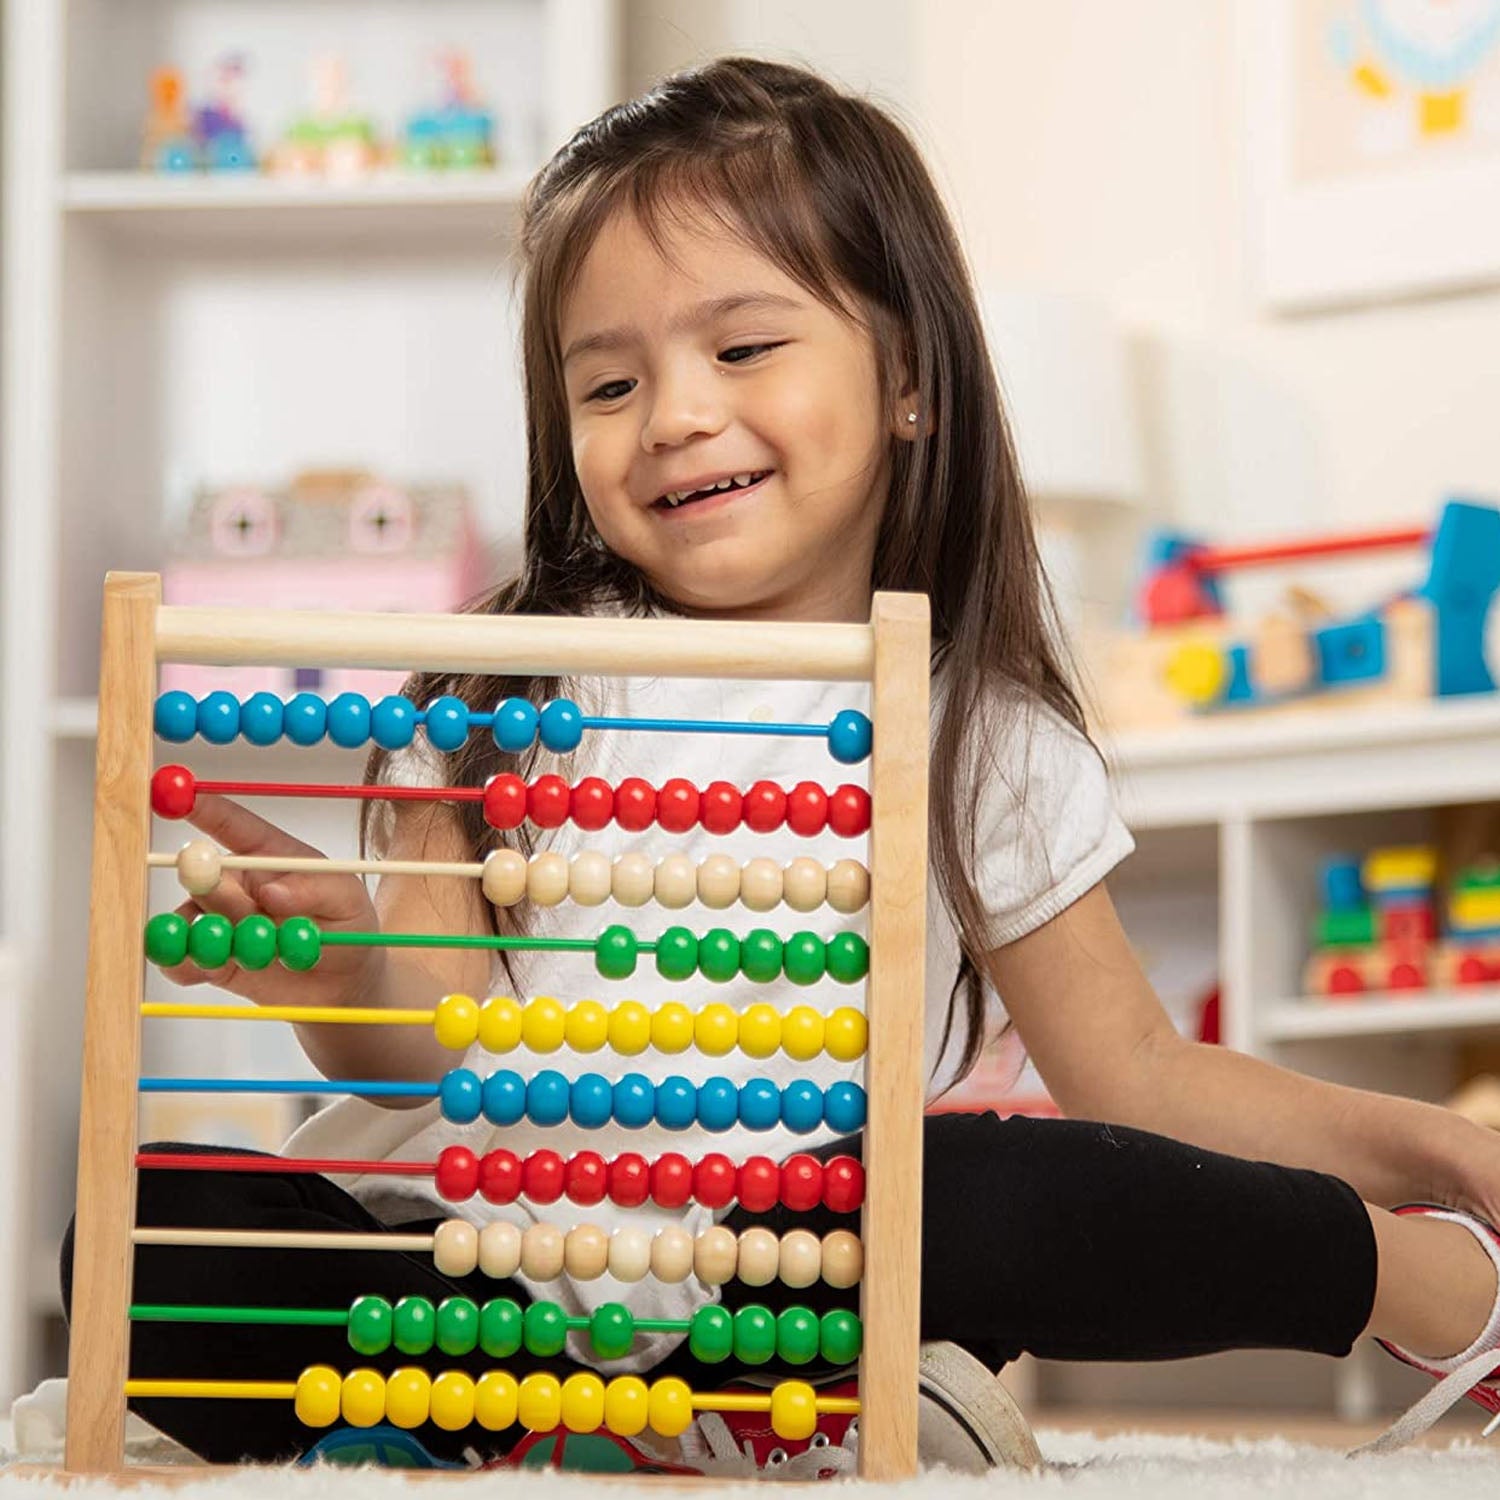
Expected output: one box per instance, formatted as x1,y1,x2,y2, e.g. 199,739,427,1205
562,291,805,366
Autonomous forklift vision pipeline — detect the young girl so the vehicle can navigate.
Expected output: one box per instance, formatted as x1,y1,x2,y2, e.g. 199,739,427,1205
71,57,1500,1473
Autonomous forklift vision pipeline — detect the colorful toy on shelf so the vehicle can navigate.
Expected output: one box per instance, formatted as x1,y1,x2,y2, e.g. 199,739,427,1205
400,52,496,170
265,57,380,180
1098,497,1500,731
142,55,257,173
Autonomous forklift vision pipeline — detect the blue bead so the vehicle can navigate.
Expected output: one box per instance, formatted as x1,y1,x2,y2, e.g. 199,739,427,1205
425,695,469,753
240,692,285,746
326,692,372,748
569,1072,613,1130
154,691,198,743
493,697,540,753
781,1079,824,1134
526,1068,570,1127
696,1077,739,1132
612,1073,656,1130
737,1078,781,1132
824,1080,867,1134
371,695,417,751
196,690,241,745
828,709,873,765
481,1069,526,1127
439,1068,482,1124
283,693,328,745
538,698,583,753
654,1075,697,1131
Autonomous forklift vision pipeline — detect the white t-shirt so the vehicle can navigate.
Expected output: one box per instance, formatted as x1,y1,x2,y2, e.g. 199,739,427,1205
286,666,1133,1371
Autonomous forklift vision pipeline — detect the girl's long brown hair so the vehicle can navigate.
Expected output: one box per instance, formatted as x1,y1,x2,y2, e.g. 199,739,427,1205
367,57,1086,1082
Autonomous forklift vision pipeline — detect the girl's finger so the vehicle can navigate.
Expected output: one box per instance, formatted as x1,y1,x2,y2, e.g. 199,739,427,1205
259,872,374,927
168,870,258,925
184,794,327,864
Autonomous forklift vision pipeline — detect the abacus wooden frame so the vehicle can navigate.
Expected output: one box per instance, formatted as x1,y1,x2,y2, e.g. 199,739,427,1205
62,571,930,1482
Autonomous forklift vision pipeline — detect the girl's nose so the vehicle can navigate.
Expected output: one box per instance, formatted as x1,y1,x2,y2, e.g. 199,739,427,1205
640,366,728,451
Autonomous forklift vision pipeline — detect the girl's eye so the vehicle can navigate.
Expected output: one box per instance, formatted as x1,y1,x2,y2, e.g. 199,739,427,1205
585,378,635,403
719,342,783,364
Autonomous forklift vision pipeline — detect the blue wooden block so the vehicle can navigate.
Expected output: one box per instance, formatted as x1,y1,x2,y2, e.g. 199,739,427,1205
1321,856,1365,913
1314,615,1385,686
1419,499,1500,697
1223,643,1254,703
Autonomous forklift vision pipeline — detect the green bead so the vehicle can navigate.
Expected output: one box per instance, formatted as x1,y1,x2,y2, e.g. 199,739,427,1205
826,932,869,983
739,930,784,984
776,1306,820,1365
346,1295,393,1356
276,916,322,971
590,1302,635,1360
732,1304,776,1365
654,926,698,982
435,1296,479,1356
523,1299,569,1357
479,1297,523,1358
144,911,189,967
783,932,827,986
819,1309,862,1365
698,928,741,984
595,925,638,980
392,1295,435,1355
231,914,278,971
688,1305,734,1364
186,913,233,970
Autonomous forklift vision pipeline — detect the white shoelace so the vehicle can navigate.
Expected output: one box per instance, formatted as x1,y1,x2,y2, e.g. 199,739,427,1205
1348,1343,1500,1456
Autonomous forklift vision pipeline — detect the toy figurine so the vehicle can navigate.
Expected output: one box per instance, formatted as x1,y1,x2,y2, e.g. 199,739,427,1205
401,51,496,170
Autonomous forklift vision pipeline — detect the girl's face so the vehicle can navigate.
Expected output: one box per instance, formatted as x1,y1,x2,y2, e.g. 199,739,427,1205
560,206,902,622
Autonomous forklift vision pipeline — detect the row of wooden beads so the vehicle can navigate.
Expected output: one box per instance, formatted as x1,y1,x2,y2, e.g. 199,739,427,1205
430,1218,862,1290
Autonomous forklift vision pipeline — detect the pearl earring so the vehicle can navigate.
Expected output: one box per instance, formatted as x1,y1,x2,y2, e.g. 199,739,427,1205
906,412,918,424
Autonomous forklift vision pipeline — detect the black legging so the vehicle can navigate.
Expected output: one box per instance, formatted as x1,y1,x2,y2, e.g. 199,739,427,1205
61,1112,1377,1464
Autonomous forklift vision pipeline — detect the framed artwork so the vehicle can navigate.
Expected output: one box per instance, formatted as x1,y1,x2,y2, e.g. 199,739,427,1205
1243,0,1500,310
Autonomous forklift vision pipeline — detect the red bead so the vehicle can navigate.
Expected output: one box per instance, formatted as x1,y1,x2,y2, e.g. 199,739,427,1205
482,773,527,831
827,784,871,838
521,1148,565,1204
570,777,615,832
608,1152,650,1208
786,781,829,837
151,764,197,820
692,1153,737,1210
564,1150,608,1206
743,781,788,834
737,1155,781,1214
822,1156,865,1214
614,778,657,832
656,778,701,834
477,1149,522,1205
650,1151,693,1209
780,1153,824,1213
434,1145,479,1202
699,781,743,836
527,774,572,829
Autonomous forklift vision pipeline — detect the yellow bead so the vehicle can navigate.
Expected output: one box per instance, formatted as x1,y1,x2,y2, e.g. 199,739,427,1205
608,1000,652,1056
340,1368,386,1428
521,996,567,1053
293,1365,341,1428
430,1371,476,1431
518,1371,563,1433
737,1002,782,1059
781,1006,826,1062
826,859,870,914
824,1006,868,1061
604,1375,650,1437
475,1370,519,1431
478,996,523,1053
564,999,609,1053
650,1001,695,1054
561,1372,606,1434
694,1002,738,1057
385,1368,432,1430
647,1376,694,1439
433,993,480,1051
769,1380,818,1442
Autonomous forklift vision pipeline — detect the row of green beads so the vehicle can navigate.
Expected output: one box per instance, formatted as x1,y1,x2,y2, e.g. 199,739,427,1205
597,924,869,986
144,911,321,972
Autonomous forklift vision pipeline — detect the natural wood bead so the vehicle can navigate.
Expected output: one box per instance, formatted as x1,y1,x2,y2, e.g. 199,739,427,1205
739,857,783,912
694,1225,739,1286
821,1229,864,1289
607,1227,652,1283
568,851,612,907
526,851,570,906
611,852,655,907
779,1228,822,1290
432,1219,479,1277
653,854,697,909
521,1222,566,1281
650,1226,696,1283
479,1221,522,1279
782,857,828,913
564,1224,610,1281
696,854,741,909
736,1227,781,1287
175,839,223,897
826,859,871,914
481,849,527,907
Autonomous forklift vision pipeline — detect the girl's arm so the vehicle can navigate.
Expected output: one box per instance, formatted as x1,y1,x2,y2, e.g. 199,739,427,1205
986,883,1498,1217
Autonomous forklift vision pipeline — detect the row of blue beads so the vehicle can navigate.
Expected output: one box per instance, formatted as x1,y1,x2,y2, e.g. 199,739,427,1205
437,1068,867,1136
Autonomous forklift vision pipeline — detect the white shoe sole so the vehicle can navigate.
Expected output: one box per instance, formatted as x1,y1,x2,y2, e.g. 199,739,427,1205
917,1342,1044,1472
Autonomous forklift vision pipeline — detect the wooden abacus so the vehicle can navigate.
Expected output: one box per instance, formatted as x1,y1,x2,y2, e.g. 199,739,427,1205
61,571,929,1480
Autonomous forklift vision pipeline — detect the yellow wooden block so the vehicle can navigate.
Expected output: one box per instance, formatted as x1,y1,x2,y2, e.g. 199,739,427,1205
1420,90,1464,135
1364,845,1437,891
1451,890,1500,928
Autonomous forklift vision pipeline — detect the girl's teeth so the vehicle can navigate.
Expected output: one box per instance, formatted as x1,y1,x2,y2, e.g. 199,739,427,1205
733,473,752,486
715,478,732,489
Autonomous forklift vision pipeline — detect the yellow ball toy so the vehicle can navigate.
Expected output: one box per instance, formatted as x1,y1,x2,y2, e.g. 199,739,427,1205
650,1001,695,1054
385,1368,432,1430
475,1371,519,1431
521,996,567,1053
738,1002,782,1059
433,993,479,1051
564,999,609,1053
518,1371,563,1433
293,1365,341,1427
647,1376,694,1438
340,1368,386,1428
430,1371,476,1432
603,1376,649,1437
694,1002,738,1057
770,1380,818,1441
608,1000,652,1056
781,1005,826,1062
477,996,523,1054
561,1372,606,1434
824,1006,868,1062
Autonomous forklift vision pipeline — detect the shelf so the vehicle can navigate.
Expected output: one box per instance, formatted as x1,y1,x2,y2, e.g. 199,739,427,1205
1265,988,1500,1041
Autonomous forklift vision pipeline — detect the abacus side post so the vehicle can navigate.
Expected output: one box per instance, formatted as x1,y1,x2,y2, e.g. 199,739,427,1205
860,590,929,1480
65,572,159,1475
